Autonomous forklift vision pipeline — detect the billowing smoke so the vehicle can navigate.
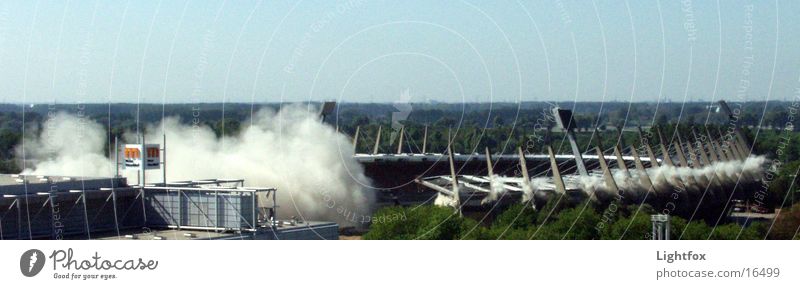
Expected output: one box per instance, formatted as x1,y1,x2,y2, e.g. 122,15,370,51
18,107,375,225
18,113,114,177
481,176,510,205
530,156,766,203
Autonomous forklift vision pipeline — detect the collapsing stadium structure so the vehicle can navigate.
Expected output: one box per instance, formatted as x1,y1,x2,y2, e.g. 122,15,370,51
350,101,766,220
0,100,766,239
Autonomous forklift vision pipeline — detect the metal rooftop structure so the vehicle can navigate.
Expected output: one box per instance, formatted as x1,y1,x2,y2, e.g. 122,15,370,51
0,175,337,240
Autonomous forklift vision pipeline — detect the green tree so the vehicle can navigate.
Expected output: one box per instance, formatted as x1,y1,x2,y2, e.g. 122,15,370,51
533,207,601,240
768,203,800,240
364,206,476,240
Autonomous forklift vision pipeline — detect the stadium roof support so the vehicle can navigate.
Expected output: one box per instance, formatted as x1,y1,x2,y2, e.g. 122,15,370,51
547,146,567,195
448,145,462,216
685,138,702,169
712,128,727,159
630,145,654,192
690,128,712,167
396,126,405,154
613,145,631,177
422,125,428,154
373,126,382,155
517,147,534,204
482,147,496,205
673,139,690,168
352,126,360,152
595,146,620,194
698,128,719,164
655,127,675,166
637,126,660,169
718,100,751,158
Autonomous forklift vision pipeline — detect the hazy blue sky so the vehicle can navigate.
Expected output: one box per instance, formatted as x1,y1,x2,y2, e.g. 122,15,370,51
0,0,797,103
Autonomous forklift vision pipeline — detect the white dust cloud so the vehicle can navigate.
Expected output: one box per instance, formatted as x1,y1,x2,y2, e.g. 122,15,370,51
18,107,375,225
530,156,766,202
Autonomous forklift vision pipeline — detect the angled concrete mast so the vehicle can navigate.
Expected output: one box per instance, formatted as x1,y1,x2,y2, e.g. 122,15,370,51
683,137,702,169
700,128,720,164
517,147,534,204
447,145,462,216
709,128,733,161
674,134,690,168
598,128,630,177
372,126,382,155
637,126,660,169
718,100,750,158
655,127,675,166
690,128,711,167
630,145,655,194
396,126,405,154
613,145,631,177
547,146,567,195
352,126,360,152
595,146,620,195
422,125,428,154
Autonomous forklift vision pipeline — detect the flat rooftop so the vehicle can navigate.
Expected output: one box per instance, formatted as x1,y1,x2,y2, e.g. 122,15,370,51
94,221,340,240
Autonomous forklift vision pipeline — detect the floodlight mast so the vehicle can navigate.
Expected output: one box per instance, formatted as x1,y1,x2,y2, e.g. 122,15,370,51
162,133,167,186
551,107,588,176
140,133,147,225
114,136,119,178
141,133,146,186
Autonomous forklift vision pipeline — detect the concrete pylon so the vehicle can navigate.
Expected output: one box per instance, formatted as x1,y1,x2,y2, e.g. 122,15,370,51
683,139,712,185
674,133,691,167
372,126,382,155
352,126,360,153
644,143,660,169
734,132,751,159
715,129,747,160
595,146,620,195
447,128,452,149
482,147,497,205
630,145,654,192
637,126,660,169
595,128,629,176
716,127,741,160
709,137,725,163
731,137,748,160
485,147,494,178
517,147,534,204
547,146,567,195
684,138,702,169
691,129,711,167
422,125,428,154
721,142,736,161
673,140,690,168
709,128,730,162
726,139,744,160
613,145,631,177
718,100,751,158
701,128,720,164
396,126,405,154
656,127,675,166
447,144,462,216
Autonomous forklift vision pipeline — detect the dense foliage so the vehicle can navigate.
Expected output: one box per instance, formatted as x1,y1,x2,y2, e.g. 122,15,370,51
365,201,784,240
